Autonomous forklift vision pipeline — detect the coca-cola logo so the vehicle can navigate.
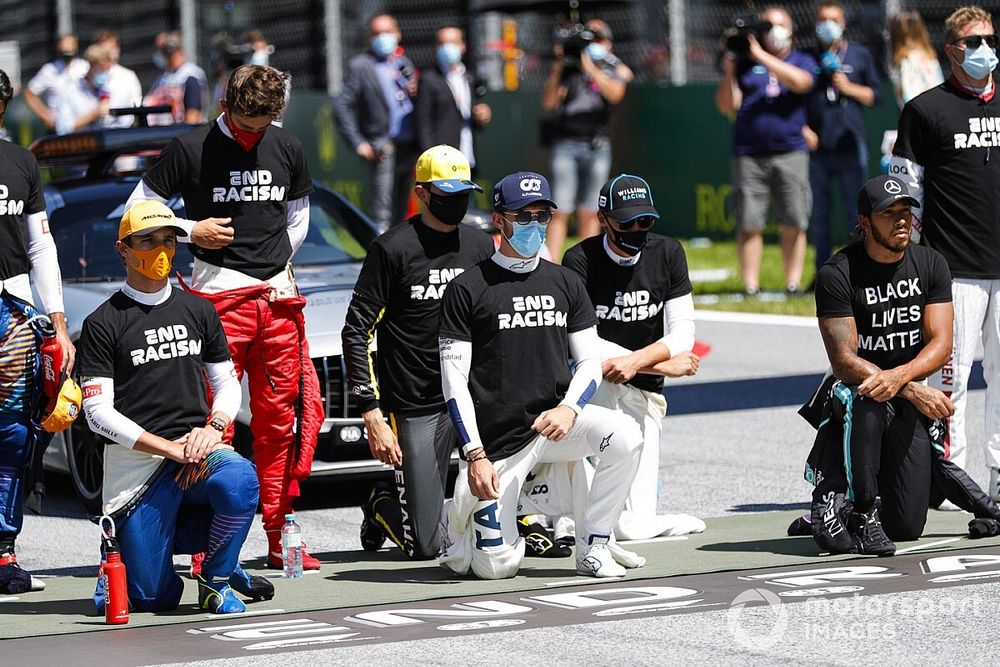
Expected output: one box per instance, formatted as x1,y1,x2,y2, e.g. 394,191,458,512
42,355,56,382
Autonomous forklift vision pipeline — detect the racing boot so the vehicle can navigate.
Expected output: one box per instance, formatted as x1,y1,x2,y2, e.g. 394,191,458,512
360,482,392,552
0,544,44,594
576,535,627,578
228,564,275,601
266,532,322,570
197,575,247,614
518,515,571,558
787,514,812,537
811,493,856,554
849,498,896,557
189,551,205,579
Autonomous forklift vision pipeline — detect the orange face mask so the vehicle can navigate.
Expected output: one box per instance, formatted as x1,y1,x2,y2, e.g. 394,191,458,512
122,244,175,281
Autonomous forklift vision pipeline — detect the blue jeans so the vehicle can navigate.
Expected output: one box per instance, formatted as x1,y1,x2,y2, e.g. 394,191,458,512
115,449,258,611
809,140,867,270
550,136,612,211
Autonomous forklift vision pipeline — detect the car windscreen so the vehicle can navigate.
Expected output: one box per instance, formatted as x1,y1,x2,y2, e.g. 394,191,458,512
50,190,369,281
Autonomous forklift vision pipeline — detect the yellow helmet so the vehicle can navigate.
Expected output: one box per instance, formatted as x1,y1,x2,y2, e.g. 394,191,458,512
40,378,82,433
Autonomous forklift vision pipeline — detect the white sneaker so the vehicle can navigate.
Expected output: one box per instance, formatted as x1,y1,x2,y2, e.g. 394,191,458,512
608,541,646,569
30,576,46,592
935,499,963,512
576,540,626,578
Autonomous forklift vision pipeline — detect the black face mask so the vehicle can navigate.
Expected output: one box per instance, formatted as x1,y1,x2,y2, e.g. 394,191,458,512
427,191,471,226
609,228,648,256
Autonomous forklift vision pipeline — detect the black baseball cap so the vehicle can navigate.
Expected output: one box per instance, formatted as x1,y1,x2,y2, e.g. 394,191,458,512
858,175,920,216
598,174,659,222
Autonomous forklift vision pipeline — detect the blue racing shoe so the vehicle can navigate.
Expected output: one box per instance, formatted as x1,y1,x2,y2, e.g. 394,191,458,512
228,564,275,601
197,576,246,614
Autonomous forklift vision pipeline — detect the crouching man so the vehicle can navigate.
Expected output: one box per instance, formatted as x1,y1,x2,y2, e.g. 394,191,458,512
437,172,644,579
808,175,955,556
78,202,272,613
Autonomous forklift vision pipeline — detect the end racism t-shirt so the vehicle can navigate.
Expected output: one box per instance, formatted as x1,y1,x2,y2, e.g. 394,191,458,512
0,141,47,281
78,287,232,514
815,242,952,372
439,259,597,460
563,234,692,393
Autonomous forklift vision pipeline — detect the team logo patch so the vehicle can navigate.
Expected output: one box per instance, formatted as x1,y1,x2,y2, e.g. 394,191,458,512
883,180,902,195
599,433,613,452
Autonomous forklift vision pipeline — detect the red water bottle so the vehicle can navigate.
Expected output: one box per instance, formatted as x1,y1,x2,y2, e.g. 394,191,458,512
100,516,129,625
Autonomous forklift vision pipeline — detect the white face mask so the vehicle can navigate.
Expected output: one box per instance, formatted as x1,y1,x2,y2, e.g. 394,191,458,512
765,24,792,52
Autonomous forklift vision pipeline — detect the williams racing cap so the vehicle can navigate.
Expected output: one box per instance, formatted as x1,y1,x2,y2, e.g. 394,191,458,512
857,175,921,216
598,174,659,222
492,172,558,211
415,145,483,193
119,200,186,241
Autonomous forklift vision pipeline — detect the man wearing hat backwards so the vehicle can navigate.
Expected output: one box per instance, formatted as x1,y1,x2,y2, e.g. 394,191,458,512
558,174,706,541
437,171,645,579
77,201,272,613
807,174,957,556
0,68,75,594
342,145,494,559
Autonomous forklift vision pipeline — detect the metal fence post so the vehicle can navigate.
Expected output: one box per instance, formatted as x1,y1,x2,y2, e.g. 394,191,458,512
668,0,687,86
56,0,72,36
326,0,343,95
180,0,197,64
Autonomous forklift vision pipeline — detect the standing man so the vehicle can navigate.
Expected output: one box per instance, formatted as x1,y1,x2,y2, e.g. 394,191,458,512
78,201,270,614
805,1,881,275
810,175,953,555
125,65,323,570
715,6,816,295
438,172,644,579
541,19,632,259
144,31,208,126
416,26,492,170
891,6,1000,497
342,145,493,559
54,44,119,135
23,34,88,131
561,174,705,541
335,14,419,233
0,69,74,590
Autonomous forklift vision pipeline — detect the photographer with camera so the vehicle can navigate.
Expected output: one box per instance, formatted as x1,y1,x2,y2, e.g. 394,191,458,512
715,6,816,296
335,14,420,233
805,1,880,277
542,19,633,260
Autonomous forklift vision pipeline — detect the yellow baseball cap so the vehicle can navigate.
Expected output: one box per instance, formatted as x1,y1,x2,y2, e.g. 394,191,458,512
119,200,186,241
415,145,483,193
40,378,82,433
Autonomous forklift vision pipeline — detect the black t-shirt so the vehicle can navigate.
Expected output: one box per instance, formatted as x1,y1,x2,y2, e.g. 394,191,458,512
143,121,314,280
563,234,692,393
78,288,232,441
815,243,952,372
439,259,598,460
554,59,624,140
342,217,495,414
0,141,47,281
893,80,1000,278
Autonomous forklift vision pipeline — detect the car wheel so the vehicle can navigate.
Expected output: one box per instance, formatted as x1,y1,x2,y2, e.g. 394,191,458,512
66,419,104,514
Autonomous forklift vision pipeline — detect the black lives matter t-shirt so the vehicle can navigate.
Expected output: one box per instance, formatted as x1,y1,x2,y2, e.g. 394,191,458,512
815,243,952,371
563,234,692,393
893,80,1000,278
143,121,314,280
342,217,495,414
440,259,598,460
78,288,232,441
0,141,47,280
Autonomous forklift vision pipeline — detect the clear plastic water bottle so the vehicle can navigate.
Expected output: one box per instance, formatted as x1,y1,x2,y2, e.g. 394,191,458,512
281,513,303,579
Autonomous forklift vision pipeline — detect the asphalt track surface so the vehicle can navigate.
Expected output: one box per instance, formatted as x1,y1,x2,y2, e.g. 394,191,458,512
9,311,999,665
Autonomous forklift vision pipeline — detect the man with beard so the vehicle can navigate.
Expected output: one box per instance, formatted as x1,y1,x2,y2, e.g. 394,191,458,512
807,175,955,556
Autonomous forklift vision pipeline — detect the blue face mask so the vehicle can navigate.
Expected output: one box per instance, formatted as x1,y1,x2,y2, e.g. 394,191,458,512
92,71,108,88
815,20,843,46
585,43,608,61
248,50,269,67
960,43,999,80
436,43,463,68
371,33,398,58
505,221,547,258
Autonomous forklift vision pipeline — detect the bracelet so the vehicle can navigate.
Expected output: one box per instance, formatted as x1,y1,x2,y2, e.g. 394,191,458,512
207,417,227,434
468,453,488,463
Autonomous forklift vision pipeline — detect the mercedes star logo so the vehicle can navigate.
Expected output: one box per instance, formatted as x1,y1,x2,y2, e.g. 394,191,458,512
884,180,902,195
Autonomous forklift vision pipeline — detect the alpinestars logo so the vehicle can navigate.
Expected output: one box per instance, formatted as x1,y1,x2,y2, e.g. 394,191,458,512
578,555,601,573
599,434,613,452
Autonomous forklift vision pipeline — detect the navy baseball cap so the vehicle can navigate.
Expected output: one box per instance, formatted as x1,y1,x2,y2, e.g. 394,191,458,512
599,174,659,222
858,175,920,216
492,172,558,211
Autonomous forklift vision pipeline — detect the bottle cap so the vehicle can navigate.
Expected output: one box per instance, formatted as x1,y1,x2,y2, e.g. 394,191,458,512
284,513,296,521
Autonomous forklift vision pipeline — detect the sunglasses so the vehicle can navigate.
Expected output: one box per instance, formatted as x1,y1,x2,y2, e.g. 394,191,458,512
952,34,998,49
609,215,657,231
502,209,553,224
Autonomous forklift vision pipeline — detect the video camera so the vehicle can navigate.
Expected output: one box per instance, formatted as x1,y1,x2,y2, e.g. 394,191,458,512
556,23,596,66
723,16,772,56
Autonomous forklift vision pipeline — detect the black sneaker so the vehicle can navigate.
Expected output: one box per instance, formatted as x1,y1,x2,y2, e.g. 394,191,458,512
786,514,812,537
360,482,392,552
517,516,572,558
849,499,896,557
811,493,855,554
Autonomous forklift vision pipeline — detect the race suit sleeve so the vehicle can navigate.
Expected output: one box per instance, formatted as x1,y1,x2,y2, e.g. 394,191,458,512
81,377,145,448
560,326,602,414
440,337,484,456
341,241,395,413
205,360,241,421
660,294,695,357
26,152,65,313
890,101,928,238
286,196,310,255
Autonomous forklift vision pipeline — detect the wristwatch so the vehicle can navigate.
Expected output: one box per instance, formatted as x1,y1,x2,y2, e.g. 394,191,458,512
207,417,228,434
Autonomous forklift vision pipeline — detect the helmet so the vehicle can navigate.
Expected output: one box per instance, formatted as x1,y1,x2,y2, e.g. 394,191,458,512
40,378,82,433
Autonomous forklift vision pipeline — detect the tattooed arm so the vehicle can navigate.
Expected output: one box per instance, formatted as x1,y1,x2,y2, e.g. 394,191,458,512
818,316,882,386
